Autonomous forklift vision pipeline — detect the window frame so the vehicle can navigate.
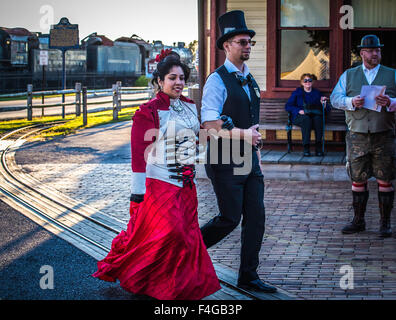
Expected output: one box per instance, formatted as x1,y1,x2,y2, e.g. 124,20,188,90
265,0,344,98
277,0,333,88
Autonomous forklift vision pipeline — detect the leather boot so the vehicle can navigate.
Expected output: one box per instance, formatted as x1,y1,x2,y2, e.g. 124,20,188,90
315,142,323,156
342,191,368,234
303,144,311,157
378,191,393,238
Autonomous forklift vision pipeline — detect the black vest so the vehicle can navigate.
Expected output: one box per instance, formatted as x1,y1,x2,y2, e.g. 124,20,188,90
217,65,261,128
207,65,261,169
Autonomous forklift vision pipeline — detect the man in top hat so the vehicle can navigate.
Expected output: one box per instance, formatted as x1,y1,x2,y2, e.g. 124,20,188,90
199,10,277,293
331,35,396,238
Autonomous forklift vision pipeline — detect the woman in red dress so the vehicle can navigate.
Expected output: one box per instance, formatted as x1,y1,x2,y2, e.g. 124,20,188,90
92,50,221,300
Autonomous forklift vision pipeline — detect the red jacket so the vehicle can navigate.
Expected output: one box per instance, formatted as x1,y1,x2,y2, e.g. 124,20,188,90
130,92,195,191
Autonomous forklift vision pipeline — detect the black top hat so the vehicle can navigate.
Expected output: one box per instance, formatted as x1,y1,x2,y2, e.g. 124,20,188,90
357,35,384,49
216,10,255,50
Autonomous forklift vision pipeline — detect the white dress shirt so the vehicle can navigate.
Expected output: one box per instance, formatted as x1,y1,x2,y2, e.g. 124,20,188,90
201,59,251,124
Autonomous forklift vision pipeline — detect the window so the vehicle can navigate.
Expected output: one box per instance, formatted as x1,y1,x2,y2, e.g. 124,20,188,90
280,30,330,80
280,0,329,27
18,42,27,53
351,0,396,28
348,0,396,69
279,0,330,82
266,0,396,97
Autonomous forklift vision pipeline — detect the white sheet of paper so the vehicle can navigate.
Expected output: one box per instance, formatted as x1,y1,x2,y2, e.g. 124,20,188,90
360,85,386,112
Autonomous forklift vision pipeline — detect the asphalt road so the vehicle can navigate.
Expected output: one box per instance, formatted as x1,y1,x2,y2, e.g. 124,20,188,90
0,199,148,300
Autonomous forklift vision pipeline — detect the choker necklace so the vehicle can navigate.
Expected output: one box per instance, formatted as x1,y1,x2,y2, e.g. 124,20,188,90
170,99,184,113
171,103,183,113
169,99,196,129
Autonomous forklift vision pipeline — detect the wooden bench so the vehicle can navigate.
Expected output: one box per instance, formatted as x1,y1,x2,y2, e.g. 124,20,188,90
259,98,347,151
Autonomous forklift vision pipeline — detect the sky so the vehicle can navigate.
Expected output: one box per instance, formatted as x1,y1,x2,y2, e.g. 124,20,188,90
0,0,198,46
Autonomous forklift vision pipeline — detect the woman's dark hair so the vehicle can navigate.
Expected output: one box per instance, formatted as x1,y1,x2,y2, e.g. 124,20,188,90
151,52,190,88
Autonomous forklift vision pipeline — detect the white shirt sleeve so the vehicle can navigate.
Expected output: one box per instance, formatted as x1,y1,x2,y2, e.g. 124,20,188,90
200,72,227,124
330,71,356,111
387,99,396,112
386,71,396,112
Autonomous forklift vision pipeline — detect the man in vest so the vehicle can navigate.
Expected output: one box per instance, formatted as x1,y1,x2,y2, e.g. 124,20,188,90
331,35,396,238
200,10,277,293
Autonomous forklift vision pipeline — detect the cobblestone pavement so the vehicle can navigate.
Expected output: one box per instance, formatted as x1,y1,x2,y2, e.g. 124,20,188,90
14,121,396,300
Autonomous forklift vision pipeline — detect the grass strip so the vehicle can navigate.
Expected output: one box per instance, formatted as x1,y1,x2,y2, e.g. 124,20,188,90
0,106,138,140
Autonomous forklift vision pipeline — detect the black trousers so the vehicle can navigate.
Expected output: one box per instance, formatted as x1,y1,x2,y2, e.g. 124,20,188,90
200,154,265,283
293,113,323,147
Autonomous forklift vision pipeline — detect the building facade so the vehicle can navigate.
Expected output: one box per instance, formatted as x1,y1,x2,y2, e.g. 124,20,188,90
198,0,396,143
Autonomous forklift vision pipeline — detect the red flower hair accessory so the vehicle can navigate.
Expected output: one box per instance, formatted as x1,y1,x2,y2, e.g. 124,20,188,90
155,48,173,62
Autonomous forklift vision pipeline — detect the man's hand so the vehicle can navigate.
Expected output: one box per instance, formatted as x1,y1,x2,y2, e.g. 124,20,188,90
203,121,261,146
257,150,264,173
352,95,365,109
375,94,391,108
243,124,261,146
299,110,305,115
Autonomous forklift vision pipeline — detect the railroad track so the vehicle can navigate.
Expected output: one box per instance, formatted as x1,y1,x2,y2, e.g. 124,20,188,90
0,124,286,300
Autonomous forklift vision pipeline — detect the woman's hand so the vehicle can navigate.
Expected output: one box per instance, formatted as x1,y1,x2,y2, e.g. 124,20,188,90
320,96,328,104
299,110,305,115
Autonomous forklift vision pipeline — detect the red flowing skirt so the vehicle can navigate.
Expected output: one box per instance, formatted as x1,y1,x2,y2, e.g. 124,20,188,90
92,178,221,300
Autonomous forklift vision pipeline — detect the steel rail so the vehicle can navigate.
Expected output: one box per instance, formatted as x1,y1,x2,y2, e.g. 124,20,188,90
0,123,114,253
0,185,110,253
1,125,121,234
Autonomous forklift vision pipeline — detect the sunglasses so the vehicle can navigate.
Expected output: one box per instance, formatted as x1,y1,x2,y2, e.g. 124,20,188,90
303,78,313,83
361,48,381,54
230,39,256,47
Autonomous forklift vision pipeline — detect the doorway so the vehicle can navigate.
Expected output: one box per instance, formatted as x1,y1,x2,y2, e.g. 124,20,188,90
349,30,396,69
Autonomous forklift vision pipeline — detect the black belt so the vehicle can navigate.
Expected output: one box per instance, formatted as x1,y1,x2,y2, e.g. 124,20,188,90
168,163,196,188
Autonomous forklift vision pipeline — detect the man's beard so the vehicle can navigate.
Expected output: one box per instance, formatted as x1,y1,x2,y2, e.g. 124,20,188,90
366,57,381,67
240,53,250,61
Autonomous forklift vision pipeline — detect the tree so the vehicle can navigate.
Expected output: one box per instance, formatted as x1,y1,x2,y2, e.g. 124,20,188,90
188,40,198,59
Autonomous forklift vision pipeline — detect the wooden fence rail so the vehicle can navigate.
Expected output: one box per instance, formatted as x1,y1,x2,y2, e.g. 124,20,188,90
0,84,193,124
0,83,154,122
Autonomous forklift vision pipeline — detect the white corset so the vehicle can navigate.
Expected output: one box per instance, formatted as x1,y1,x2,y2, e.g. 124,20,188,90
146,99,200,187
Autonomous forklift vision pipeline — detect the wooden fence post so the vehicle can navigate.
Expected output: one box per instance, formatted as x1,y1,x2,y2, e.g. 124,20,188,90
75,82,81,116
112,83,119,121
82,86,87,126
27,84,33,121
149,82,156,99
188,86,201,122
62,90,65,119
116,81,122,110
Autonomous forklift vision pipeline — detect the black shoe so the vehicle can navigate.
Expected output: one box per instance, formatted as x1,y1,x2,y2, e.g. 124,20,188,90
379,225,392,238
237,279,277,293
303,144,310,157
341,221,366,234
315,142,323,156
378,190,393,238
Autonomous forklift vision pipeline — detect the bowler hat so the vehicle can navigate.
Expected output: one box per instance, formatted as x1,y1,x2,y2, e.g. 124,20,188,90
216,10,255,50
357,35,384,49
